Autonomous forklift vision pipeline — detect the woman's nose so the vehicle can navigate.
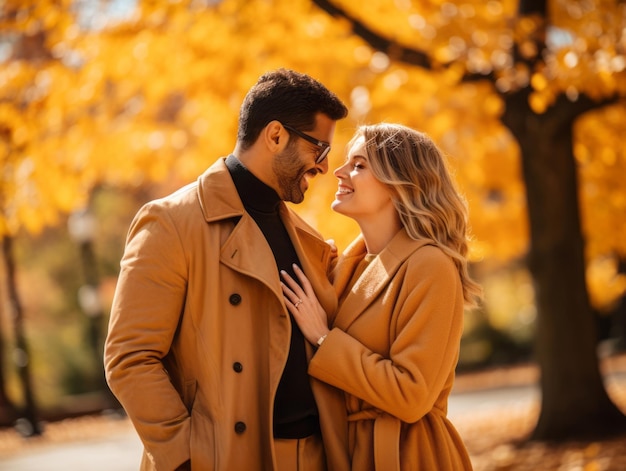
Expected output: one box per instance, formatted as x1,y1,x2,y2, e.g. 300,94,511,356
333,162,347,178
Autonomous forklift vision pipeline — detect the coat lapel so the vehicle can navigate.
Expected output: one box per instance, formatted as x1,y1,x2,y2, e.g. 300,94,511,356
333,229,433,331
220,215,284,296
195,159,283,299
197,158,335,308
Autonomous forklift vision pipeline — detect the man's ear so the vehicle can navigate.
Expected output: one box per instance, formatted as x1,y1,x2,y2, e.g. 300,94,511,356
264,120,286,153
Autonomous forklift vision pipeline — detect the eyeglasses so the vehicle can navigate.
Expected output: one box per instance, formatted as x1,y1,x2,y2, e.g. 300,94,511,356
282,124,331,164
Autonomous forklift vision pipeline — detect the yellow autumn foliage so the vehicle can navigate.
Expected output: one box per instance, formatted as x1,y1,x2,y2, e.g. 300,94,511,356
0,0,624,309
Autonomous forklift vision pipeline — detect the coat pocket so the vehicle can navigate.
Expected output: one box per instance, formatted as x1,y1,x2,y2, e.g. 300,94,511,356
189,402,217,470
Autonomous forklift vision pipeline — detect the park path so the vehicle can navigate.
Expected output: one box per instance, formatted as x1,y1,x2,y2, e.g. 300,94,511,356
1,354,625,470
0,382,541,470
0,422,141,471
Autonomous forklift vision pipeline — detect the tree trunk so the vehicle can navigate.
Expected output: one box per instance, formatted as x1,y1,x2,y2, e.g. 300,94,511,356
502,91,626,440
613,258,626,349
0,293,19,426
2,235,42,436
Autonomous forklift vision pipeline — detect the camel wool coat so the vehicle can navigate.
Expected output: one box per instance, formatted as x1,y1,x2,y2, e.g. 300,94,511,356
309,229,473,471
104,158,350,471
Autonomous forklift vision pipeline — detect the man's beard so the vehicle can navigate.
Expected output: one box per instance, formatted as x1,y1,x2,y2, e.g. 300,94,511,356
272,145,308,204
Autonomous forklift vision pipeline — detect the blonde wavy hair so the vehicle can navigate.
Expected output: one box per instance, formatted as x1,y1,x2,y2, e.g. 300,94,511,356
355,123,482,307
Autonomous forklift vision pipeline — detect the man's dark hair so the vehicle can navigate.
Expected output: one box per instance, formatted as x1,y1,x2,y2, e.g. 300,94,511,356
237,69,348,151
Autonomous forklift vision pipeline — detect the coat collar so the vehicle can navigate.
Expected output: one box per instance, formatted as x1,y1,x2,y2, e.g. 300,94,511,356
196,157,246,222
197,158,335,305
332,229,434,330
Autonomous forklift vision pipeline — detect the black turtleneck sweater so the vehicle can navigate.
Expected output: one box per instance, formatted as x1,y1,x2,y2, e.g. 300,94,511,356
225,155,319,439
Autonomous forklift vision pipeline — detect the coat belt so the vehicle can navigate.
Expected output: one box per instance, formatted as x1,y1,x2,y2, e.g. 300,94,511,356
348,406,446,471
347,409,400,471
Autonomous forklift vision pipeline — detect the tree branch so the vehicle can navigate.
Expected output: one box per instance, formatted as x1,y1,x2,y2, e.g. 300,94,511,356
312,0,498,83
312,0,624,111
311,0,433,68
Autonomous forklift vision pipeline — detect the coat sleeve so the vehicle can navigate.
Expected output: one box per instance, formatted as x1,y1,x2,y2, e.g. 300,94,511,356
308,246,464,423
104,201,191,469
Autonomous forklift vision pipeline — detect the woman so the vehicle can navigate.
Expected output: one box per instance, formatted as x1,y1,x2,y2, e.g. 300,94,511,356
281,123,482,470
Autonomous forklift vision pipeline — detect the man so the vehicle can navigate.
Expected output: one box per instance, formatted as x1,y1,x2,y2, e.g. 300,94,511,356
104,69,349,471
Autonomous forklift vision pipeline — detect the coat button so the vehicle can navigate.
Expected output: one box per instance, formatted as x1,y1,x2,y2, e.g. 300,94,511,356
233,362,243,373
234,421,246,434
229,293,242,305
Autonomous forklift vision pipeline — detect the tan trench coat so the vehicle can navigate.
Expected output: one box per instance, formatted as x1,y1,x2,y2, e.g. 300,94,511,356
104,158,350,471
309,230,473,471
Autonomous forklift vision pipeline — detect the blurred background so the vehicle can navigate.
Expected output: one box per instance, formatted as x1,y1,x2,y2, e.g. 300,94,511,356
0,0,625,469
